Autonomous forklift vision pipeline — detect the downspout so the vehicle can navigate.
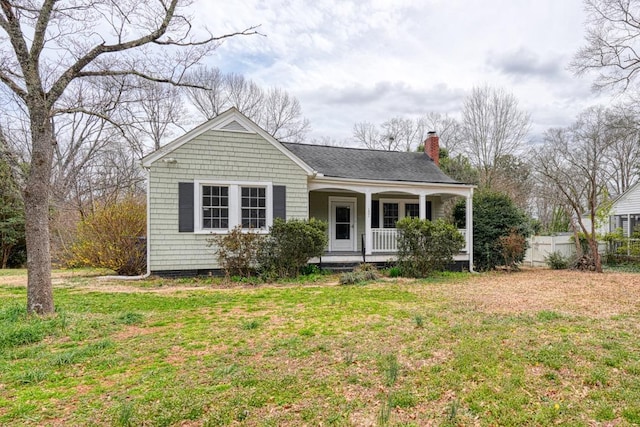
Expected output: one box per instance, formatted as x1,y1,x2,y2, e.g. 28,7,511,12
467,188,473,272
144,164,151,278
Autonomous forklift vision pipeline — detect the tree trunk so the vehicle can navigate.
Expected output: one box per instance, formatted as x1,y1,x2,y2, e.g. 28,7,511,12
589,237,603,273
25,108,55,315
2,246,9,269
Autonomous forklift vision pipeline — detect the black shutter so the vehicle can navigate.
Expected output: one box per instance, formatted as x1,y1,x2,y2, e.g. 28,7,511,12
371,200,379,228
273,185,286,220
178,182,194,232
426,200,432,221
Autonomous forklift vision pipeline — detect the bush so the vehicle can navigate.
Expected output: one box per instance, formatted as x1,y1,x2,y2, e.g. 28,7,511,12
258,218,328,278
545,251,569,270
354,263,379,280
499,230,527,270
396,217,464,277
67,196,146,275
454,190,532,271
339,271,363,285
208,226,263,278
387,266,402,278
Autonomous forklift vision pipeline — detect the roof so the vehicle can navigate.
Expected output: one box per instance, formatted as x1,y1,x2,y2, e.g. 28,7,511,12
281,142,460,184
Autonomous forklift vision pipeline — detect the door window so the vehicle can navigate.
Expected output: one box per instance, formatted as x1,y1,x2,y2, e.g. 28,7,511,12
335,206,351,239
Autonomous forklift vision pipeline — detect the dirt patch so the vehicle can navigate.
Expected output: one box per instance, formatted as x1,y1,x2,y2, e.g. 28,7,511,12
433,268,640,318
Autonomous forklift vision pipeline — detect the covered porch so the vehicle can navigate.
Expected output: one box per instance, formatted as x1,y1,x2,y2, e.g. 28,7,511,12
306,178,474,270
610,214,640,237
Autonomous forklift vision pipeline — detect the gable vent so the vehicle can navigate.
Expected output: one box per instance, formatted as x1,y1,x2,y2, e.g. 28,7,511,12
221,120,249,132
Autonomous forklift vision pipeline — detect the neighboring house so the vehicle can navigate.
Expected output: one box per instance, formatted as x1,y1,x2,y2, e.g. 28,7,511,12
141,108,475,276
607,182,640,237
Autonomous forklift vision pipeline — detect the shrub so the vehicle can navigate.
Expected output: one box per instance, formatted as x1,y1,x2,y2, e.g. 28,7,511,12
258,218,327,278
67,196,146,275
545,251,569,270
387,266,402,277
354,263,379,280
454,190,532,271
396,217,464,277
208,226,263,278
339,264,380,285
339,272,362,285
499,229,528,270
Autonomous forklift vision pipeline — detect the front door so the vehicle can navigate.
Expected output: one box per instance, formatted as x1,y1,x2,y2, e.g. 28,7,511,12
330,199,356,251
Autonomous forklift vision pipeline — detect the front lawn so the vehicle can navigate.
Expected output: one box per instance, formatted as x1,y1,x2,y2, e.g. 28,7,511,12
1,269,639,426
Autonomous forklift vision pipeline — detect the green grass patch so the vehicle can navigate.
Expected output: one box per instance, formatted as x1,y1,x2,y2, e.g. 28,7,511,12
1,270,640,425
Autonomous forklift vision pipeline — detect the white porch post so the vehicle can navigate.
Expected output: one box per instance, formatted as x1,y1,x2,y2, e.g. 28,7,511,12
365,191,372,255
466,190,474,271
419,193,426,220
628,213,632,237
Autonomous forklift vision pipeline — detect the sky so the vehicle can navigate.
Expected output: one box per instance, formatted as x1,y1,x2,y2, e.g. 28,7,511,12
194,0,614,145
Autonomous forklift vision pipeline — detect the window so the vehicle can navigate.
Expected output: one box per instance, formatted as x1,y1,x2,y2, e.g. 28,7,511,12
379,199,433,228
196,181,272,232
202,185,228,229
241,187,266,229
383,203,399,228
405,203,419,219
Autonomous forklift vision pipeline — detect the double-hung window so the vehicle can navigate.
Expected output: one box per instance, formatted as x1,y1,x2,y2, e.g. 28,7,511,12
196,181,272,233
241,187,266,229
379,199,430,228
405,203,419,219
383,203,399,228
202,185,229,229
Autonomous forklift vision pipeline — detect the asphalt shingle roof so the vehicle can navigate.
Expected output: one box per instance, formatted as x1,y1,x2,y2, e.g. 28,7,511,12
281,142,460,184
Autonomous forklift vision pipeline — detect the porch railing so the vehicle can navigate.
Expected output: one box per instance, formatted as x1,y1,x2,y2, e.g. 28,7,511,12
372,228,399,252
371,228,468,253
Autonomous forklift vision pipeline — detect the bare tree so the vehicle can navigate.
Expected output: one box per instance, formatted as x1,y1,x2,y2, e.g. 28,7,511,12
260,87,310,142
184,67,227,119
491,154,534,212
353,117,427,151
419,112,463,154
133,80,188,151
461,85,531,187
0,0,258,314
353,121,384,149
225,73,265,120
185,67,310,142
533,106,615,273
603,105,640,194
308,135,350,147
572,0,640,91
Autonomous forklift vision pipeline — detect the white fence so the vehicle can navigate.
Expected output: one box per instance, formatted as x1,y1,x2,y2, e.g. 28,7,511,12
524,234,607,266
524,235,576,267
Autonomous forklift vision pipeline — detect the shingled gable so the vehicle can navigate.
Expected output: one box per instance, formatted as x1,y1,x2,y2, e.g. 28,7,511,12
281,142,459,184
140,107,313,174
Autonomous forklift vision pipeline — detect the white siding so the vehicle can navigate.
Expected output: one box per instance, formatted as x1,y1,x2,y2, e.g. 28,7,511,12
612,183,640,215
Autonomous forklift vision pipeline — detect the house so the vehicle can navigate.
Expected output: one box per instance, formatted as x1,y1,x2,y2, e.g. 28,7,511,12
141,108,474,276
607,182,640,237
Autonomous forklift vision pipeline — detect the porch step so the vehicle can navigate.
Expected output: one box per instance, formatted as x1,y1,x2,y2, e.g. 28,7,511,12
311,261,395,273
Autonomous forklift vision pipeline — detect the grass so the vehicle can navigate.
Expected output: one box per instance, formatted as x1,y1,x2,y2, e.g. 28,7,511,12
1,268,640,425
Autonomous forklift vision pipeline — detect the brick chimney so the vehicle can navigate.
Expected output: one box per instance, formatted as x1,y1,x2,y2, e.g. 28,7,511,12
424,131,439,166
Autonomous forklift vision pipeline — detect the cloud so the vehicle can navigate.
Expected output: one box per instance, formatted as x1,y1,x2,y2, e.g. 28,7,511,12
191,0,613,145
487,47,564,79
298,82,467,142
